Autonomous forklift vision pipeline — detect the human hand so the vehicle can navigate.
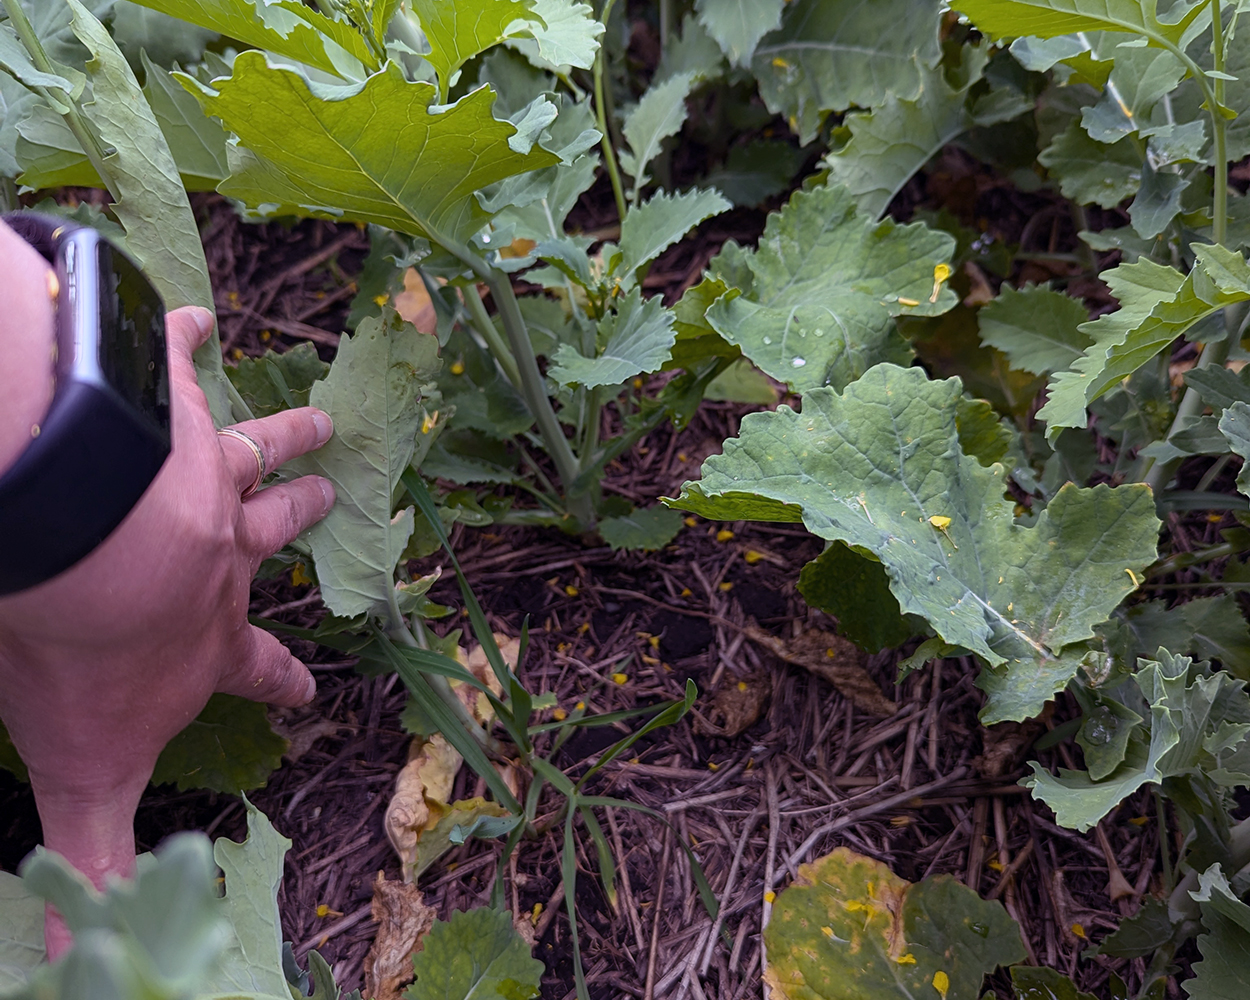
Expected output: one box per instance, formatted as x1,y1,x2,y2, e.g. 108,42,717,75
0,298,336,958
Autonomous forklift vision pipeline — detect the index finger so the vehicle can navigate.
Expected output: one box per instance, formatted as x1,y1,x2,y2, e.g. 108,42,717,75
221,408,334,487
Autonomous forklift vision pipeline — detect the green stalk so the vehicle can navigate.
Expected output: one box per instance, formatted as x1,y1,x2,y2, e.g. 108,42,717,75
1157,790,1174,895
3,0,118,202
594,0,628,222
463,282,523,388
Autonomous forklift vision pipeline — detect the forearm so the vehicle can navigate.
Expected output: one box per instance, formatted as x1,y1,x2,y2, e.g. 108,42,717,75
0,219,56,474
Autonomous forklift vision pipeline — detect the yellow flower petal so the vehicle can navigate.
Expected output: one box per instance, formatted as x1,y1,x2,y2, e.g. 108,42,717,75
611,672,628,685
716,529,735,542
932,970,950,999
928,515,952,530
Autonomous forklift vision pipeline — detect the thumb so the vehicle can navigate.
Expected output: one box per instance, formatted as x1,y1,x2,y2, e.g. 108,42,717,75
220,627,317,708
164,306,216,385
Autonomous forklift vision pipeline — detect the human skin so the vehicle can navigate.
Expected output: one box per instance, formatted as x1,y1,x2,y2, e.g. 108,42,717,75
0,219,336,957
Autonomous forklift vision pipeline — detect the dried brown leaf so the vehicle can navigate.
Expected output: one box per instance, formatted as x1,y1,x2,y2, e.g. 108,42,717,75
693,671,770,736
363,872,436,1000
746,626,896,717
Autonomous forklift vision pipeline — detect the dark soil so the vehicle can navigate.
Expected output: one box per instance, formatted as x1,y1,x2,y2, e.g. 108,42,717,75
2,125,1232,1000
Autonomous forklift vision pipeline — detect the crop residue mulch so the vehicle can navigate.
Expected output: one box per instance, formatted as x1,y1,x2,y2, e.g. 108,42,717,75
0,161,1217,1000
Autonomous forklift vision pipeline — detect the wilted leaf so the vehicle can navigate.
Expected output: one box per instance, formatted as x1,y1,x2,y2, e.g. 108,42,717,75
364,874,437,1000
693,671,770,737
751,0,943,144
694,0,783,68
549,288,676,388
1042,247,1250,436
704,184,952,392
185,54,560,247
977,284,1093,377
669,364,1160,723
745,626,897,717
598,505,685,552
289,311,441,618
404,907,543,1000
150,694,288,794
764,847,1025,1000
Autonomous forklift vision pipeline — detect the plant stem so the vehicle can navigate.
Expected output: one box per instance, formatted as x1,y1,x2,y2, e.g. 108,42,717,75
1156,790,1174,895
594,0,628,222
1211,0,1229,247
484,269,596,528
463,282,523,388
3,0,118,202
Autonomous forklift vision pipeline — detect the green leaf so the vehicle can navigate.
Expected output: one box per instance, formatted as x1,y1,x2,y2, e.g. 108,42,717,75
1081,41,1187,144
700,139,807,208
956,396,1017,467
503,0,602,72
186,54,560,248
0,23,84,97
656,12,724,83
549,288,676,388
227,342,329,419
1038,118,1142,208
617,188,731,277
667,364,1161,723
598,506,685,551
150,694,288,794
125,0,375,78
693,0,783,68
110,1,219,67
1185,365,1250,411
290,311,441,617
65,0,234,426
15,834,226,999
1041,247,1250,436
618,70,693,199
751,0,944,144
0,72,39,178
704,184,953,393
413,0,542,100
0,871,43,991
798,543,921,653
139,52,229,191
977,284,1093,376
1219,400,1250,497
1185,864,1250,1000
823,47,1006,220
0,720,27,781
1128,158,1188,239
950,0,1207,48
404,907,543,1000
1012,967,1099,1000
1076,697,1143,780
1026,649,1250,831
704,358,778,404
763,847,1025,1000
205,800,292,997
1091,898,1179,958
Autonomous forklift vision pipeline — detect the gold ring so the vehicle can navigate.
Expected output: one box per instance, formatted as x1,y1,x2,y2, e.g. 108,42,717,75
217,427,266,499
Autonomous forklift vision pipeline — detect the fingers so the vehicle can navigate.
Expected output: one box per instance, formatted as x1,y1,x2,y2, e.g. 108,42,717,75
242,475,335,560
220,627,316,708
165,307,217,442
219,407,333,494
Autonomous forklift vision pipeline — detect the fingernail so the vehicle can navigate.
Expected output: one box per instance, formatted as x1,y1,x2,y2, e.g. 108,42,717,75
188,307,215,338
303,673,317,705
312,410,333,446
318,477,336,513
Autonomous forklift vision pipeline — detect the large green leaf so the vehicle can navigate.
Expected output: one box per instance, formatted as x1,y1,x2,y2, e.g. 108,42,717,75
185,54,559,249
617,187,731,277
404,907,543,1000
0,872,43,992
64,0,234,426
977,284,1093,376
549,288,676,388
951,0,1208,47
1186,864,1250,999
0,72,39,178
618,70,693,199
110,1,220,67
0,23,83,98
204,800,291,997
823,47,1017,219
1026,649,1250,831
290,312,441,618
413,0,542,101
751,0,944,144
763,847,1025,1000
704,184,953,393
1041,246,1250,436
693,0,783,68
1082,40,1187,144
125,0,375,78
149,694,289,794
668,364,1160,723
